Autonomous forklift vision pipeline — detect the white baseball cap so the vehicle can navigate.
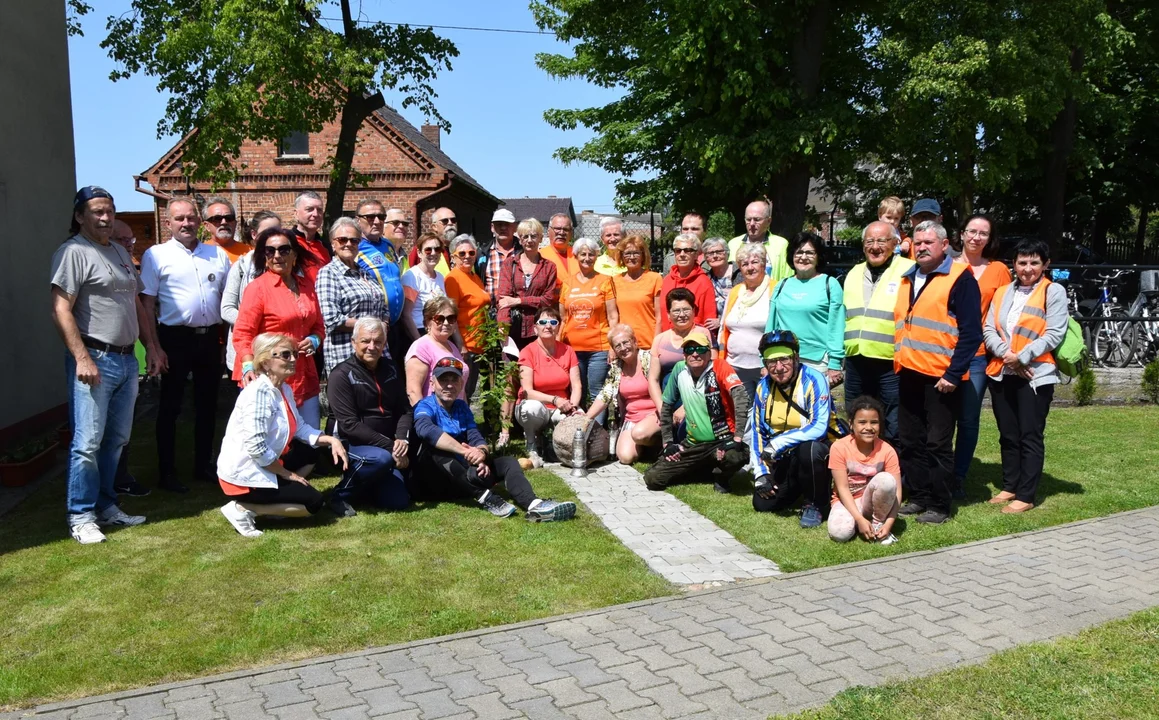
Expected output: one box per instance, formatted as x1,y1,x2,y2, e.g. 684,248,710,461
492,209,516,223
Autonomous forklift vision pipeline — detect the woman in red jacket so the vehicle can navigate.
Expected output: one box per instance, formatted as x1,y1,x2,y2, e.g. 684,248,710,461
233,227,326,428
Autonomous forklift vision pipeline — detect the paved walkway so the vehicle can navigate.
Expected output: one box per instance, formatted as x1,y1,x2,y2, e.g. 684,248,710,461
9,506,1159,720
547,462,780,585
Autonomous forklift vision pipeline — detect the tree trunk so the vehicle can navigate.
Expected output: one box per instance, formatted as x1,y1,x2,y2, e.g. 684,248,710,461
1039,46,1084,255
770,162,812,238
323,89,384,229
1134,206,1150,263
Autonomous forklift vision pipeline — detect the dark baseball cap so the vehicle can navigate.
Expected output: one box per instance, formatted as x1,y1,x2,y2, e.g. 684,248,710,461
74,186,114,211
911,198,941,216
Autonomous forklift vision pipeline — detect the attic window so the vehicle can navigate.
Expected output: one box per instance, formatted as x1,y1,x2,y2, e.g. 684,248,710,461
278,131,310,158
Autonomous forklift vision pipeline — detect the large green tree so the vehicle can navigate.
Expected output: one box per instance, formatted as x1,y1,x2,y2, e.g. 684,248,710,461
100,0,457,227
532,0,873,237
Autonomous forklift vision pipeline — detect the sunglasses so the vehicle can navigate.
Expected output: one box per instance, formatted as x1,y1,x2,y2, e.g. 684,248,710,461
357,213,386,221
435,217,457,225
206,214,236,224
271,350,296,361
456,250,477,258
536,318,560,327
264,245,293,257
332,235,359,245
386,219,411,227
421,246,442,255
683,345,710,356
432,314,456,325
673,247,695,255
434,357,464,370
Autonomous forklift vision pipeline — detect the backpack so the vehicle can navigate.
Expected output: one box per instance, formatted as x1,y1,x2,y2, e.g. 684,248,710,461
1053,316,1089,378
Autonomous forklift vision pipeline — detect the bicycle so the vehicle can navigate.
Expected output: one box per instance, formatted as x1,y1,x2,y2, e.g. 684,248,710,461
1127,270,1159,366
1089,269,1136,368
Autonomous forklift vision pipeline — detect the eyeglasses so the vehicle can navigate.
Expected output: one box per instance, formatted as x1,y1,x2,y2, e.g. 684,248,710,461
863,238,891,247
357,213,386,222
271,350,296,361
434,356,464,370
669,308,693,318
704,250,726,259
517,234,541,242
206,214,236,224
264,245,293,257
432,314,456,325
385,219,411,227
683,345,710,356
456,250,477,258
765,356,795,368
435,217,457,225
963,228,991,238
114,236,136,245
794,250,817,258
421,246,441,255
673,247,695,255
611,340,634,350
332,235,359,245
622,251,642,258
536,318,560,327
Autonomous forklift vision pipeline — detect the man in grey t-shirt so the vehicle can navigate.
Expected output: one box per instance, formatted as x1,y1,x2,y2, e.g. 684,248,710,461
49,186,165,545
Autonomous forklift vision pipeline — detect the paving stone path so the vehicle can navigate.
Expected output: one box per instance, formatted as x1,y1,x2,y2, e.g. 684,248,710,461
9,506,1159,720
547,462,780,585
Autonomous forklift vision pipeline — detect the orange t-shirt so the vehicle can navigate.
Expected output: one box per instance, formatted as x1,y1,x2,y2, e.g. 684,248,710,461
444,267,491,353
613,271,663,349
962,260,1011,355
541,244,580,287
827,435,901,506
210,239,250,265
561,273,616,351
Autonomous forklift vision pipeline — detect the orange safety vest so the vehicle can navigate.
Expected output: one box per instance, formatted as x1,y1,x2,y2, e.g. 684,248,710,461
894,261,969,379
985,280,1056,377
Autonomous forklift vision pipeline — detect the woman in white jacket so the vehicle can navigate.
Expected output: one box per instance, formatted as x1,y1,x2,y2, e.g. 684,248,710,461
217,332,347,537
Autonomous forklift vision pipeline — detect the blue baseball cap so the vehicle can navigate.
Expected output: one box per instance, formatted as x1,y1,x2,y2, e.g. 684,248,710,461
911,198,941,216
73,185,114,211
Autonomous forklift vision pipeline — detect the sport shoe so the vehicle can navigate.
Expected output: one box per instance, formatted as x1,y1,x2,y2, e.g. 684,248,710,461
220,501,263,537
478,490,517,518
898,502,924,516
915,509,949,524
800,503,823,529
527,451,544,469
526,499,577,523
70,521,106,544
713,481,730,494
97,506,146,527
329,497,357,518
114,476,151,497
879,533,899,545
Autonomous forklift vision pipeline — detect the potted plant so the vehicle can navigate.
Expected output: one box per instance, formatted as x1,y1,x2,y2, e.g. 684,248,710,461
0,433,63,488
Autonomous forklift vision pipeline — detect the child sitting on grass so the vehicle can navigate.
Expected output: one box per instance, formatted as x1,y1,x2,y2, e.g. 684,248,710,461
827,395,902,544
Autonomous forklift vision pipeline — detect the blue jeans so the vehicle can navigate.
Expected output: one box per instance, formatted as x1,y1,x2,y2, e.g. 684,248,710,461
953,353,989,480
335,445,410,510
574,350,610,423
66,351,138,522
844,355,900,442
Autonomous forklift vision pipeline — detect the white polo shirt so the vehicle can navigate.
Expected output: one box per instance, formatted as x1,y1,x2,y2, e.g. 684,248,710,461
140,238,231,327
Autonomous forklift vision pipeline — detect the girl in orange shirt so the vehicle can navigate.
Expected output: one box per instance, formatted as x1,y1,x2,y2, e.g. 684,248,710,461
561,237,619,411
952,214,1010,495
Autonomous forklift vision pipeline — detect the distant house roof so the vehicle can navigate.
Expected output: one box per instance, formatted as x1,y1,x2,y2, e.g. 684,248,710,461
373,105,497,203
576,211,666,240
500,197,576,227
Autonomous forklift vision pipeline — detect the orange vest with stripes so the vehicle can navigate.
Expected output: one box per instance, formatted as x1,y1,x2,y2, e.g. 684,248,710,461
894,261,969,378
985,280,1056,377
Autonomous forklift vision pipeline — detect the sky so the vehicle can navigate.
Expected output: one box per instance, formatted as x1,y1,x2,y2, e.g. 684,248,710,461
67,0,625,213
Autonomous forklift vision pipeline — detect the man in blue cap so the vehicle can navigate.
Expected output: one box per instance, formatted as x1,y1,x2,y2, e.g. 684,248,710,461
50,187,165,544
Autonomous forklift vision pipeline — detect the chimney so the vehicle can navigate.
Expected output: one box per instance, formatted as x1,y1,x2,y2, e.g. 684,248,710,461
421,124,440,148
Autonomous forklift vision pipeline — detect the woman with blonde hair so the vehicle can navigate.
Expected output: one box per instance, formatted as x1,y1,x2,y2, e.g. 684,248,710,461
587,324,661,464
612,235,663,350
404,296,469,404
217,333,348,537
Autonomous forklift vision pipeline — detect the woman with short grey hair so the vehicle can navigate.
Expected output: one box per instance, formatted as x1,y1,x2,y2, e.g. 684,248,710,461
316,216,389,374
702,236,737,338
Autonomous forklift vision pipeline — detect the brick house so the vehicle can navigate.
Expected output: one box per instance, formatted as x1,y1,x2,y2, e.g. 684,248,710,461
137,105,500,256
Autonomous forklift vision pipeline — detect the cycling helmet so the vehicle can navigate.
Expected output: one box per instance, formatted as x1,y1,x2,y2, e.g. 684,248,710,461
759,330,800,356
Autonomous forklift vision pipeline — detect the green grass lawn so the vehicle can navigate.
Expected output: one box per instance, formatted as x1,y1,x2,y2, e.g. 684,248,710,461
778,605,1159,720
649,406,1159,572
0,464,672,709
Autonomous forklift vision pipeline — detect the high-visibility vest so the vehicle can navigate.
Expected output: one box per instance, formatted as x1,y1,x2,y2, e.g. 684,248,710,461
843,257,915,360
985,280,1056,377
894,261,969,378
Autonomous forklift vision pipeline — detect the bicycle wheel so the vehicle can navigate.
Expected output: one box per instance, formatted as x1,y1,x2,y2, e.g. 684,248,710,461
1093,320,1137,367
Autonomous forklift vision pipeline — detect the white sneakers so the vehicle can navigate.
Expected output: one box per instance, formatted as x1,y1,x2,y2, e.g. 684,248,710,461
221,501,263,537
70,522,106,545
70,506,147,544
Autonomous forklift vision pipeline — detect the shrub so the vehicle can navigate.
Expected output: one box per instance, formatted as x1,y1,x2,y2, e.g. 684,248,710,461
835,226,863,245
705,210,735,239
472,306,520,445
1074,367,1097,406
1143,359,1159,404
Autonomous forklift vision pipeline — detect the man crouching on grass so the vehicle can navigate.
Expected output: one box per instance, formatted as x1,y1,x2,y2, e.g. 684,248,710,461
411,356,577,522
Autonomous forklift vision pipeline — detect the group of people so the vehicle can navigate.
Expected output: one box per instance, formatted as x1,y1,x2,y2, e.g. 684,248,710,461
52,185,1065,545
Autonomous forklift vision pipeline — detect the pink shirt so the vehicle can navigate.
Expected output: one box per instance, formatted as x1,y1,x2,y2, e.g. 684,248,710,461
404,335,467,400
618,365,655,423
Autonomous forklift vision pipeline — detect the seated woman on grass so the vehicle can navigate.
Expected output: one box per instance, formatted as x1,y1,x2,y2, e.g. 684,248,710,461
827,395,901,545
586,324,661,465
217,332,348,538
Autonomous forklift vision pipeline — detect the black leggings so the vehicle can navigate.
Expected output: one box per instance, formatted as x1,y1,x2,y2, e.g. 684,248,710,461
752,440,833,515
234,477,325,514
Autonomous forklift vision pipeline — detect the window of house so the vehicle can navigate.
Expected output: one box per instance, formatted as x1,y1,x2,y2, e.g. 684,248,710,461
278,131,310,158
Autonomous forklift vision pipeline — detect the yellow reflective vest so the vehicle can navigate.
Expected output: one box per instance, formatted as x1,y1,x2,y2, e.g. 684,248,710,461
843,256,915,360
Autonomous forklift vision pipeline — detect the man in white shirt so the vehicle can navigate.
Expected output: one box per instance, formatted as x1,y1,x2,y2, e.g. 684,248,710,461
140,198,231,492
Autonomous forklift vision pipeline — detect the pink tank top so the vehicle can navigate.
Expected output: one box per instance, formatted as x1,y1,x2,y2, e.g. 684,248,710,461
619,365,655,423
